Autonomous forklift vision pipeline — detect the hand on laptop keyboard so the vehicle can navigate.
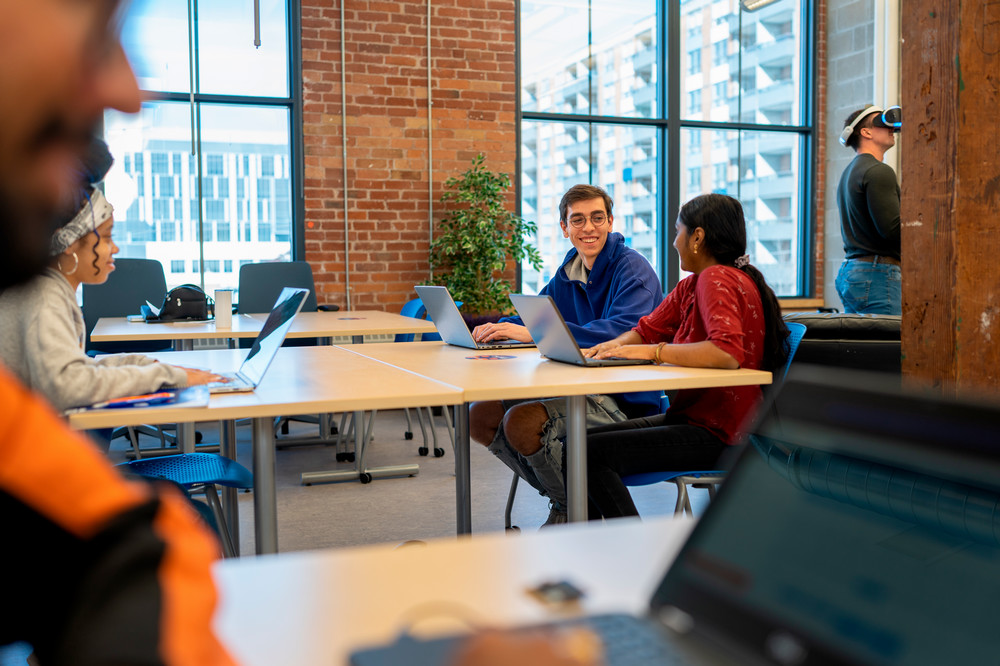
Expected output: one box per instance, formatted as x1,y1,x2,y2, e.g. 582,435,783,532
178,367,230,386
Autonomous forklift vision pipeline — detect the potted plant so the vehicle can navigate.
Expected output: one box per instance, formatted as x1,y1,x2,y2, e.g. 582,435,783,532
429,154,543,323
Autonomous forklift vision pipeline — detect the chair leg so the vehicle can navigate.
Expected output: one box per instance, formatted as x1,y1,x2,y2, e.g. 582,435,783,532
504,473,520,532
672,478,692,516
203,485,237,558
413,407,431,456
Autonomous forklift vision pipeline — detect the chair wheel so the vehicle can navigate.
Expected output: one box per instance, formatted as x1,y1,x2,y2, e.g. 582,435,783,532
418,446,429,456
433,448,445,458
505,525,520,533
194,431,203,444
359,472,372,484
345,453,355,463
335,452,348,462
404,432,413,440
330,424,338,435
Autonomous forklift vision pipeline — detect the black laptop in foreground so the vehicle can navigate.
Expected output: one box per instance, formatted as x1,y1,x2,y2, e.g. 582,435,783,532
351,365,1000,665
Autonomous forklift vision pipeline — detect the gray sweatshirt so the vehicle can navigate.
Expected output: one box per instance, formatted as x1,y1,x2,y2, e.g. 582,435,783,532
0,268,188,412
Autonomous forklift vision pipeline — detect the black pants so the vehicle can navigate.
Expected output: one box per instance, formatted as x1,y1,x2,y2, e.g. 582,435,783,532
586,413,726,519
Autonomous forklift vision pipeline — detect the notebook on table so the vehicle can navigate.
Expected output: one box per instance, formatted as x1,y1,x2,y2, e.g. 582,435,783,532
351,365,1000,665
415,285,534,350
206,287,308,394
508,293,652,367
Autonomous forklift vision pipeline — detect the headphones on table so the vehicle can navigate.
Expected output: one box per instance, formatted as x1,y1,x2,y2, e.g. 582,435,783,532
839,105,902,146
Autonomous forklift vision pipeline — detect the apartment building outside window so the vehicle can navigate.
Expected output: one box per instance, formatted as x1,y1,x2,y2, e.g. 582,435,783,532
103,0,299,294
519,0,814,296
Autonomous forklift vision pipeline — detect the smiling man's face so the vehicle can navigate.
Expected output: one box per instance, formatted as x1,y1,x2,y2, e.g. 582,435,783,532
560,197,614,270
0,0,140,288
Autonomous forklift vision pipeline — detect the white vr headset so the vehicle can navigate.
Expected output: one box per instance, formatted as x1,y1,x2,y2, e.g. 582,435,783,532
839,105,902,146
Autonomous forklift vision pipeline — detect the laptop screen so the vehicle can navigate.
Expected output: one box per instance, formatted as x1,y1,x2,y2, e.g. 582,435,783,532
240,287,308,384
651,366,1000,665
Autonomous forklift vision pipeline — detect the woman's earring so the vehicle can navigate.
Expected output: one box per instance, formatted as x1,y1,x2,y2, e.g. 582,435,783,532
693,245,698,255
59,252,79,275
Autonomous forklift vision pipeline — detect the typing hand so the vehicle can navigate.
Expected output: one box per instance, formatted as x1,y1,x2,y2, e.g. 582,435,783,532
472,322,532,343
583,341,622,359
178,367,230,386
592,344,656,361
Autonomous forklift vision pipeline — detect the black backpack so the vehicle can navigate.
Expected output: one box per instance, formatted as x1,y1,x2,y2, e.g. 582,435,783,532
142,284,210,322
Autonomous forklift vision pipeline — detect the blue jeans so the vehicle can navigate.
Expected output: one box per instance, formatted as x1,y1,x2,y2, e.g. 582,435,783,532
835,258,901,315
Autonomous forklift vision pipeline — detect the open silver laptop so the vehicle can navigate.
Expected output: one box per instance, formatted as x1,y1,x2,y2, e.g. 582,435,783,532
351,365,1000,665
207,287,308,394
415,285,534,350
509,293,652,367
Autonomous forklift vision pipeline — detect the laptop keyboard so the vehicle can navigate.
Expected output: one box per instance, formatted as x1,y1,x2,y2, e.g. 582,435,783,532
569,613,685,666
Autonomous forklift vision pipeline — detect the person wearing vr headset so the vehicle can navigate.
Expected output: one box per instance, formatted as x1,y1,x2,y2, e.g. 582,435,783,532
835,104,903,315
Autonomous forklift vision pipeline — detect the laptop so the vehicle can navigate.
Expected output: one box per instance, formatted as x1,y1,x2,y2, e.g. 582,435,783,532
351,365,1000,665
206,286,309,393
415,285,534,350
509,293,652,367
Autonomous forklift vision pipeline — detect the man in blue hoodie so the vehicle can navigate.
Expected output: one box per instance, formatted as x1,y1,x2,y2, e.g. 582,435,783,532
470,184,662,526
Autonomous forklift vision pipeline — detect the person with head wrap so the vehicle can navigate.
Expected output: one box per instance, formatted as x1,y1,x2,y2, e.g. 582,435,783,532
0,157,224,417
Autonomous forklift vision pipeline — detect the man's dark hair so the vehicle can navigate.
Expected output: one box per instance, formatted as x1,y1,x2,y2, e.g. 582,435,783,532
843,107,879,150
558,184,613,222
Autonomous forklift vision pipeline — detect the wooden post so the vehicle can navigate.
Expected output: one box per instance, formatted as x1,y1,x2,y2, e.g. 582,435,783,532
901,3,1000,391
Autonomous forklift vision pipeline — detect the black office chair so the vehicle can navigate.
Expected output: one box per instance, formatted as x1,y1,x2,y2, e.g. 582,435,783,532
237,261,340,440
81,258,196,455
82,257,170,355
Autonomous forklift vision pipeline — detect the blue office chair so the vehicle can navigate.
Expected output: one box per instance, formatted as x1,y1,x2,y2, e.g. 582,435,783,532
117,453,253,558
620,321,808,516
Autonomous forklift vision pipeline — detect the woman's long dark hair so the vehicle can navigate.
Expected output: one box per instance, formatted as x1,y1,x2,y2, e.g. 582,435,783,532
678,193,789,372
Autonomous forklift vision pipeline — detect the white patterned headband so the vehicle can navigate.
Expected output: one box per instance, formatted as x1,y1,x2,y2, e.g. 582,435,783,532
50,188,114,256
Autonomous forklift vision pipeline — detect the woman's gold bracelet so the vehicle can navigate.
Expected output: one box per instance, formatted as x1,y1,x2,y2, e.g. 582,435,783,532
654,342,665,365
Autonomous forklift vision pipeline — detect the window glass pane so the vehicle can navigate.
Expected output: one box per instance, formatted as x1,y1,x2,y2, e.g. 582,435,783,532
120,0,190,93
197,0,289,97
680,0,801,125
104,103,292,292
521,0,656,118
680,127,800,295
521,120,659,293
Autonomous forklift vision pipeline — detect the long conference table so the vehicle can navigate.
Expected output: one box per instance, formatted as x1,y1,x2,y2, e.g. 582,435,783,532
333,342,771,531
91,309,439,350
69,337,770,555
213,515,695,666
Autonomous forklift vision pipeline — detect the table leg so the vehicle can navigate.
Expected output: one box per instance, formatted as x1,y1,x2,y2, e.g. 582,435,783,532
219,419,240,556
454,403,471,534
566,394,588,522
252,416,278,555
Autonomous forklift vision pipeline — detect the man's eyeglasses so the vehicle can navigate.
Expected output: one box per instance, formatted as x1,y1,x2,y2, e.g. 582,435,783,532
566,212,609,228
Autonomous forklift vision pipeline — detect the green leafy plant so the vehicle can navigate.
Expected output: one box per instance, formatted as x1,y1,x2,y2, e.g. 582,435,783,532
430,154,543,315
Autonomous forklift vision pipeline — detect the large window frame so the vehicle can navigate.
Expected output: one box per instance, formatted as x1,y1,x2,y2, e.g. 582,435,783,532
517,0,816,296
106,0,304,291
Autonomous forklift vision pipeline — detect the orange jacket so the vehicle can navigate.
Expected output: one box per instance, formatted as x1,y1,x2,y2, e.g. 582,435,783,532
0,365,236,665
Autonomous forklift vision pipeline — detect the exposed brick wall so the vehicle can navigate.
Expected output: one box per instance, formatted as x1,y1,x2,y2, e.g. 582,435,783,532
300,0,519,311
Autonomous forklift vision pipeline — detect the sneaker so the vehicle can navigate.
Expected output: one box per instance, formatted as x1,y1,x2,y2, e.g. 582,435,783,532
540,503,568,528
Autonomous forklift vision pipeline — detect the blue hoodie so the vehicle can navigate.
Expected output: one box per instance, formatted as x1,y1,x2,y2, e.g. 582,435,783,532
504,232,663,415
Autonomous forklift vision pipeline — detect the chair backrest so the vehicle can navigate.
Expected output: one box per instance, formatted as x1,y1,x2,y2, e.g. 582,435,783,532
395,299,427,343
237,261,319,313
82,258,169,353
776,322,807,384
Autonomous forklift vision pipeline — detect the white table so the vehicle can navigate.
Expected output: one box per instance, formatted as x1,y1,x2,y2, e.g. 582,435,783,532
91,310,439,350
335,342,771,530
69,346,463,555
212,516,695,666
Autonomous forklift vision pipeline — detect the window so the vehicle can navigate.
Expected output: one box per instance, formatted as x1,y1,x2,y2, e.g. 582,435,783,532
519,0,813,296
104,0,296,293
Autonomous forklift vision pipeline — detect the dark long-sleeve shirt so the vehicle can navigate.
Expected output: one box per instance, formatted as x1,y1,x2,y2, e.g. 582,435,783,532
837,153,901,260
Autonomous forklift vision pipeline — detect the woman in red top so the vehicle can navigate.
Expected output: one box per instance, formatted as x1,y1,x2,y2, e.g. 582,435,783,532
583,193,788,518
